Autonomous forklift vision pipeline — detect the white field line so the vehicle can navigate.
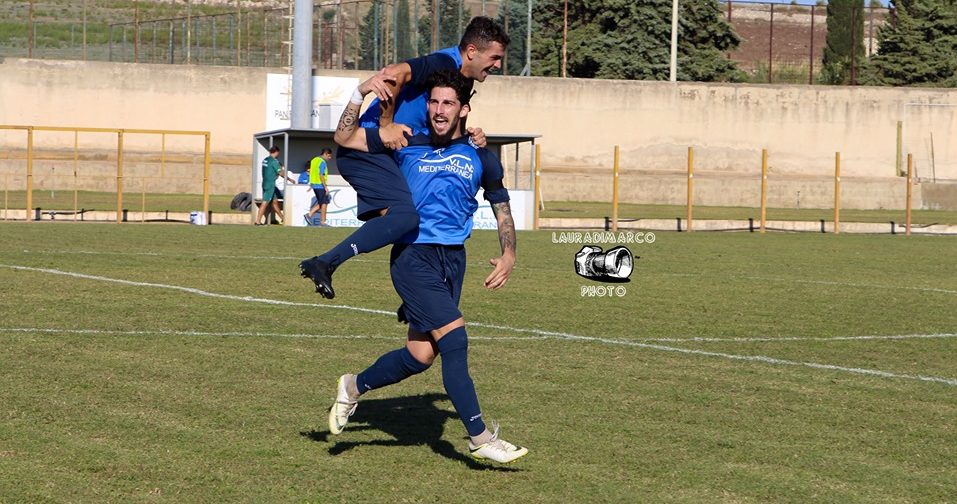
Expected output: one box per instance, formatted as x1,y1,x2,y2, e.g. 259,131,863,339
3,264,957,387
1,325,953,345
633,333,957,343
16,249,531,272
15,249,957,295
0,327,554,343
3,324,956,388
0,264,396,317
746,276,957,296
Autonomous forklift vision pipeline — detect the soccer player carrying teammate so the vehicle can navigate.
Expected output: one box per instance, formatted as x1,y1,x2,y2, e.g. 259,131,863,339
299,16,509,299
325,69,527,464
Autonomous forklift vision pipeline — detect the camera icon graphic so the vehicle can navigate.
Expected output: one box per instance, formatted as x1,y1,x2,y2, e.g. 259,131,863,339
574,245,636,282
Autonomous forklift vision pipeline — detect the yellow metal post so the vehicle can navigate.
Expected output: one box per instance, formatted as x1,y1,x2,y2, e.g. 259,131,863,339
612,145,620,232
203,133,211,218
533,144,541,230
906,153,913,237
117,130,124,223
26,128,34,220
161,133,166,177
141,178,146,223
73,130,79,220
760,149,768,233
687,146,694,232
834,152,841,234
501,144,510,188
896,120,903,177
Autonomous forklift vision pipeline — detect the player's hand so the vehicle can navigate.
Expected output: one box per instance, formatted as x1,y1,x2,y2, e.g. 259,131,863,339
358,69,397,102
484,253,515,290
467,127,487,148
381,123,413,151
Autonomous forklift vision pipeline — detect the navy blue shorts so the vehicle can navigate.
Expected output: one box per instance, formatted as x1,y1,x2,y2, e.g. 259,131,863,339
390,243,466,333
312,187,330,205
335,146,414,221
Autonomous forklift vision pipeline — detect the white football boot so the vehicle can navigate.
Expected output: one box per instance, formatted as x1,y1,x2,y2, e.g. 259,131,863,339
328,374,358,435
468,421,529,463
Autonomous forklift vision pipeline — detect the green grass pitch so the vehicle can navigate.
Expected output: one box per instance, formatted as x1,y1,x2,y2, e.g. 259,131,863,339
1,222,955,502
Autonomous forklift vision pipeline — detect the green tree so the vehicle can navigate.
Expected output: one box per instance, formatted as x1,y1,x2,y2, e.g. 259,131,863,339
497,0,530,75
525,0,741,82
417,0,471,54
821,0,866,85
395,0,414,61
862,0,957,86
358,0,384,70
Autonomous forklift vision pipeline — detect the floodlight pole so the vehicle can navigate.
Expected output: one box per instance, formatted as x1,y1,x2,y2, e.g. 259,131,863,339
669,0,678,81
291,0,313,129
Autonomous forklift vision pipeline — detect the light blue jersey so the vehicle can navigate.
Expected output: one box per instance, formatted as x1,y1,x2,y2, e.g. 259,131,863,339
381,134,509,245
359,47,462,132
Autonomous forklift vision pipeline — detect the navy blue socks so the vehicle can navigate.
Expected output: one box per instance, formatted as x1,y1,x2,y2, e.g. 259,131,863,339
436,327,486,437
318,205,418,270
356,347,431,394
352,327,487,439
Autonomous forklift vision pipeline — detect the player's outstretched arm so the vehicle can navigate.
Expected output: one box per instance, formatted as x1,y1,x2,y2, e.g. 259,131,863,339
334,71,398,151
485,200,516,290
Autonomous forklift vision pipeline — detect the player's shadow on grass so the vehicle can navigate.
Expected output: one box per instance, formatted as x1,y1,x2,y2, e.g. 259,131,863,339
300,393,519,472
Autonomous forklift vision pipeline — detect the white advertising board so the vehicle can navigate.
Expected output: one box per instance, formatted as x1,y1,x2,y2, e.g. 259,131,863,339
265,74,359,130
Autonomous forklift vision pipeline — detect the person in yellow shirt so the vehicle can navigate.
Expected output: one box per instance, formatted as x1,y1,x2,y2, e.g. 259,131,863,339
304,148,333,226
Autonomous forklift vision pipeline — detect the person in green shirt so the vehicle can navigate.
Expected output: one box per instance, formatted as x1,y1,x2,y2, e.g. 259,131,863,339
256,146,286,225
304,148,333,226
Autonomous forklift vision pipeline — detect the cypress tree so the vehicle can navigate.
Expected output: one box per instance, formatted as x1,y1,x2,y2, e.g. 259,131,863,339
358,0,382,70
395,0,414,61
821,0,866,85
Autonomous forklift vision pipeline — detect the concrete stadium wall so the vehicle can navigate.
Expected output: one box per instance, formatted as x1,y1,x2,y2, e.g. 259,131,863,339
2,58,955,209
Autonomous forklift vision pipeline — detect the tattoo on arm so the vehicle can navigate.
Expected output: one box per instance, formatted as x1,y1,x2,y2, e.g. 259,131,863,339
492,201,516,255
335,103,361,139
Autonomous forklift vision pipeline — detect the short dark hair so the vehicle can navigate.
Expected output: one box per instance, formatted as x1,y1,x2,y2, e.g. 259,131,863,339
458,16,510,52
268,146,280,154
424,70,474,106
321,148,333,155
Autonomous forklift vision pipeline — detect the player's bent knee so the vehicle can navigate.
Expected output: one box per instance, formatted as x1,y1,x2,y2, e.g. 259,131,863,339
400,346,432,374
406,342,437,366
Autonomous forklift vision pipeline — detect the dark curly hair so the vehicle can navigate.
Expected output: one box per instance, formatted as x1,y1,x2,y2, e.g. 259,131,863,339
424,70,474,106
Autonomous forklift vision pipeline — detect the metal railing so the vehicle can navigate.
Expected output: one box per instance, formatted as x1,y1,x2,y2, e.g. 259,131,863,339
0,125,211,223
